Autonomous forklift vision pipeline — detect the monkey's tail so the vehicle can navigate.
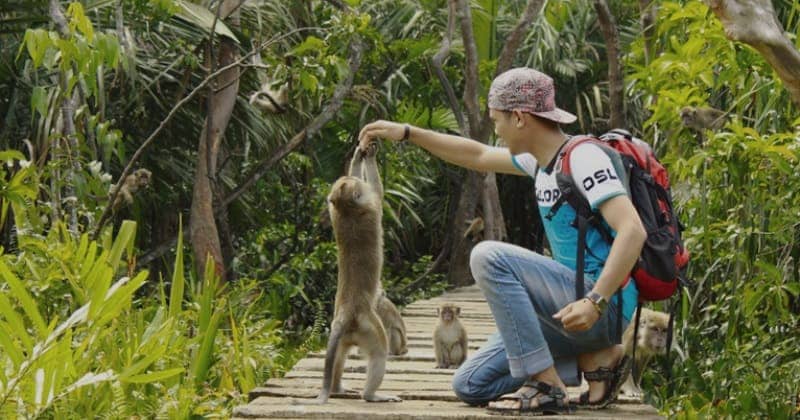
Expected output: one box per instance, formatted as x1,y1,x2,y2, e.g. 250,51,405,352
317,323,344,403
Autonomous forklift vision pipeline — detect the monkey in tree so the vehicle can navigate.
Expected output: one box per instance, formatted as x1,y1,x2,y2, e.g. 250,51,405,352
110,168,152,213
316,142,400,404
376,292,408,356
249,82,289,113
433,303,468,369
680,106,727,146
620,308,670,397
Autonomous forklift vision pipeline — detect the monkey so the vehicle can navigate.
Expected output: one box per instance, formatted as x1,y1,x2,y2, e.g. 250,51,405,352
248,82,289,113
110,168,152,212
462,217,484,241
375,292,408,356
433,303,468,369
680,106,727,132
620,308,670,397
316,141,400,404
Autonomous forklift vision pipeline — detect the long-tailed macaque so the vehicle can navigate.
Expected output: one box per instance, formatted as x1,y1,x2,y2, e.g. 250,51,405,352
433,303,468,369
376,292,408,356
316,142,400,404
110,168,152,212
680,106,727,132
620,308,670,397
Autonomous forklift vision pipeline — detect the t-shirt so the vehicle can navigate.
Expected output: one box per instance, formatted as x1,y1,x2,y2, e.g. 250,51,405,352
511,142,638,321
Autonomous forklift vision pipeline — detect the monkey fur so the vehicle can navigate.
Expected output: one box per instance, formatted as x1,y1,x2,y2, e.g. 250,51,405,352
110,168,152,212
249,82,288,114
376,292,408,356
316,142,400,404
433,303,468,369
620,308,670,397
680,106,727,132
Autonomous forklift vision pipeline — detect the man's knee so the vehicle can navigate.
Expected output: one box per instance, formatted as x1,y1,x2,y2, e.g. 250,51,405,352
469,241,502,285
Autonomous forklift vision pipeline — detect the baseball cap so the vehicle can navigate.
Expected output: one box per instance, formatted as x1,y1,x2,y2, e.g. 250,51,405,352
488,68,577,124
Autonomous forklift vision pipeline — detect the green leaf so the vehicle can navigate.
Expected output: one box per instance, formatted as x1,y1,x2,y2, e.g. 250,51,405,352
299,71,319,93
174,0,239,43
121,368,184,384
67,2,94,42
292,36,326,56
0,260,47,338
169,218,184,318
30,86,48,117
107,220,136,272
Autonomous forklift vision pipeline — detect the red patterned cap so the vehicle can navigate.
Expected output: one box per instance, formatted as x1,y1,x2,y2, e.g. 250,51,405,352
488,68,577,124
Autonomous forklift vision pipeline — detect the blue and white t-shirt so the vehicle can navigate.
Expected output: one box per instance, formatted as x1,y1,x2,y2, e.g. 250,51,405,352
511,142,638,320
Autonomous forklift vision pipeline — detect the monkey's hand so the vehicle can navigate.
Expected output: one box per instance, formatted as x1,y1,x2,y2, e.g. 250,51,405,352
363,140,379,157
552,299,601,332
358,120,406,151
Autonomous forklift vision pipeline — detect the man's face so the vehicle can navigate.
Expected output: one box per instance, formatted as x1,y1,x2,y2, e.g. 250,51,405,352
489,108,516,151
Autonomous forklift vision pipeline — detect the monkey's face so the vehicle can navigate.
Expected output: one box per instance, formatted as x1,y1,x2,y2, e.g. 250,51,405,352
438,305,460,322
679,107,695,126
328,176,372,212
642,317,668,355
135,169,152,187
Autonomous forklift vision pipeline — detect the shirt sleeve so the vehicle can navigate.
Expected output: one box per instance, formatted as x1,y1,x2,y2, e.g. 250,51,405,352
511,153,538,177
568,143,626,209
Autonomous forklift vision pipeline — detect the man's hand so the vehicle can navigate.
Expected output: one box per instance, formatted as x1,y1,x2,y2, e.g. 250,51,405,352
358,120,406,150
553,299,601,332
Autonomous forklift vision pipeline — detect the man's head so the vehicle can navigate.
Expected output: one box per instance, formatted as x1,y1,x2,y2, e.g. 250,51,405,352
488,68,576,125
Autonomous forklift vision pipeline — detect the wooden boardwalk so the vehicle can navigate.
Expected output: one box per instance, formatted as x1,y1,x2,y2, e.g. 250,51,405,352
233,286,662,419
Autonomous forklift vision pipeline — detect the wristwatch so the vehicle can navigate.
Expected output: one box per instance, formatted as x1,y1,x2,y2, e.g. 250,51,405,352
585,291,608,315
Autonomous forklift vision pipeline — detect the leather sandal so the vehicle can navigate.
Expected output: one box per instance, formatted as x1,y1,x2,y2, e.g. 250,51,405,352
576,354,633,409
487,380,572,415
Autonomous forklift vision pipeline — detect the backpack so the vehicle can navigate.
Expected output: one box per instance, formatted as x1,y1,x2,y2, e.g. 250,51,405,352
547,128,690,305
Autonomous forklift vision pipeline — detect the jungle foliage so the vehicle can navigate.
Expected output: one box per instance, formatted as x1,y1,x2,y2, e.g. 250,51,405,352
0,0,798,417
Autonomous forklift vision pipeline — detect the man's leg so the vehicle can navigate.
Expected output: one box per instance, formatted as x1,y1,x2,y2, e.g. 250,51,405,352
467,241,625,409
451,332,525,406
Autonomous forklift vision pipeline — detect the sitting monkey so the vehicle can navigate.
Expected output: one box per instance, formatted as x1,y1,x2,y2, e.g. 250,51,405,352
620,308,670,397
376,292,408,356
110,168,152,212
433,303,468,369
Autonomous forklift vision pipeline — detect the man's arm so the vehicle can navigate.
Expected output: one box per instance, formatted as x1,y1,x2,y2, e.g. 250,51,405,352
591,195,646,300
358,120,524,175
553,195,646,332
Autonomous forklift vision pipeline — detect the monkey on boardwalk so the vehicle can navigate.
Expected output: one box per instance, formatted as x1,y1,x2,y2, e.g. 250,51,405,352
433,303,468,369
110,168,152,212
316,142,400,404
620,308,670,397
376,292,408,356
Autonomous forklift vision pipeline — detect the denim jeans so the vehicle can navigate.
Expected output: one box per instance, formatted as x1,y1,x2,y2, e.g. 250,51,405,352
451,241,629,406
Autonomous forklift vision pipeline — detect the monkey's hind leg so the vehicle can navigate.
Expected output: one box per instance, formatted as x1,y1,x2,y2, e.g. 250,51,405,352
357,312,401,402
315,322,346,404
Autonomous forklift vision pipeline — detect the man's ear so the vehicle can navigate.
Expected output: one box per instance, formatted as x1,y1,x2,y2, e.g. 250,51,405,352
513,110,525,127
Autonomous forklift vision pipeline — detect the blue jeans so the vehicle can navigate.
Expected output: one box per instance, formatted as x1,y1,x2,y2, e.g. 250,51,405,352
451,241,629,406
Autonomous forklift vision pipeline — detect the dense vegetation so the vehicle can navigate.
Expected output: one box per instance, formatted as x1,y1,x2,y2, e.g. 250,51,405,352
0,0,798,417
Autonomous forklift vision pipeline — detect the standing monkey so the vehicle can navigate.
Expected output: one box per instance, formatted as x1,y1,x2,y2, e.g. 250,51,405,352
376,292,408,356
433,303,468,369
316,142,400,404
620,308,670,397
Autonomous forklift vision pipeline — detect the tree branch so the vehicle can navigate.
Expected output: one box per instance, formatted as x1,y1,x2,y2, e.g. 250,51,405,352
705,0,800,106
91,27,317,239
431,0,468,135
455,0,481,137
221,36,365,207
594,0,625,129
495,0,545,76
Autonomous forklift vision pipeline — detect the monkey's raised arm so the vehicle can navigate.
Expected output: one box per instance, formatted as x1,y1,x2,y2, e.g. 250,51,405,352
362,142,383,200
348,148,364,179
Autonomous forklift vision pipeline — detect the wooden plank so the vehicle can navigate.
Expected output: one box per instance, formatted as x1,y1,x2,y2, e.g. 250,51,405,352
233,396,663,419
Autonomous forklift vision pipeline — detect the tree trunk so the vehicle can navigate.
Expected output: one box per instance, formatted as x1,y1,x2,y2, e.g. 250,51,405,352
594,0,625,130
705,0,800,106
441,0,545,287
190,1,240,283
639,0,657,65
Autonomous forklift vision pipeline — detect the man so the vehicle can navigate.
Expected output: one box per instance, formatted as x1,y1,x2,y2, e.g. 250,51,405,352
358,67,644,414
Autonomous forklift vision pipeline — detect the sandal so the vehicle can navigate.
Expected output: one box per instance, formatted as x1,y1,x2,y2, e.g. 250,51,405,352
576,354,633,409
487,380,572,415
